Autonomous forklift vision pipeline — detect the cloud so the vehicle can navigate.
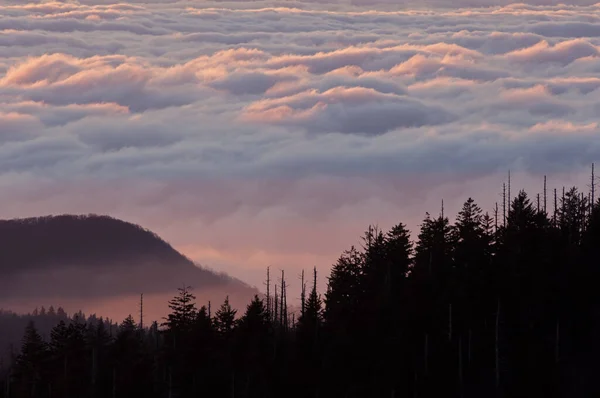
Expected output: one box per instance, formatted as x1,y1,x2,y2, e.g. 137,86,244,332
210,71,298,95
1,0,600,302
241,86,454,134
0,53,210,111
2,101,129,127
506,39,599,65
530,22,600,38
0,111,43,142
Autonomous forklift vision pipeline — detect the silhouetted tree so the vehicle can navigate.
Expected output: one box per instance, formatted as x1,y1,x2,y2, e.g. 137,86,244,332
4,177,600,398
12,322,47,398
163,286,197,333
214,296,237,337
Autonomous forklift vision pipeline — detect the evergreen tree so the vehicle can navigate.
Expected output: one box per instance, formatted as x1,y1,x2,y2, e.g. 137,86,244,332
238,296,269,333
411,211,456,397
4,179,600,398
214,296,237,336
12,321,47,398
163,286,197,333
324,246,363,327
112,315,153,398
298,268,323,337
323,246,363,396
236,296,271,398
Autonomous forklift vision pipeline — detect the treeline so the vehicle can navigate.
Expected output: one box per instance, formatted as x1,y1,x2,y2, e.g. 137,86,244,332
0,309,120,366
1,179,600,397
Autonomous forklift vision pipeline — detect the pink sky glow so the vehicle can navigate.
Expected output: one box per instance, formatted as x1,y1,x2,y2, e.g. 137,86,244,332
0,0,599,315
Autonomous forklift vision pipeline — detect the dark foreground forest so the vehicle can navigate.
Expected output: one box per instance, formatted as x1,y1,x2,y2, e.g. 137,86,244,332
1,180,600,398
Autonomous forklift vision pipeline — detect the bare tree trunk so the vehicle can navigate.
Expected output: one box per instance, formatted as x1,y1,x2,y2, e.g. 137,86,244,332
139,293,144,330
245,375,250,398
554,188,558,225
283,276,288,331
544,175,547,213
281,271,285,329
113,367,117,398
449,303,452,342
555,318,560,364
6,369,10,398
562,187,566,217
503,183,507,227
413,369,418,398
231,371,235,398
301,269,306,318
313,267,319,339
266,267,271,317
274,285,278,325
64,355,68,398
424,334,429,375
64,356,67,385
592,163,596,211
31,373,36,398
508,170,511,207
91,346,97,398
459,336,464,398
168,368,173,398
495,299,500,395
494,202,499,232
468,328,472,365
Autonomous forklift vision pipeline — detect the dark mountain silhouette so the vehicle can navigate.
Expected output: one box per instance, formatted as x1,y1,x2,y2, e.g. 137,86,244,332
0,214,258,311
0,214,195,273
3,181,600,398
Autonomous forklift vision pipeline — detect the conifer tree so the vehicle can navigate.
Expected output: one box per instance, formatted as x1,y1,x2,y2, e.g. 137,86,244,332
300,268,323,334
214,296,237,336
163,286,197,333
13,321,47,398
234,296,272,398
5,181,600,398
324,246,363,326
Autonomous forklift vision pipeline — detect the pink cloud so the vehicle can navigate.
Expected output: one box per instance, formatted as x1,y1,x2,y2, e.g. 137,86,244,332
1,0,600,317
507,39,599,65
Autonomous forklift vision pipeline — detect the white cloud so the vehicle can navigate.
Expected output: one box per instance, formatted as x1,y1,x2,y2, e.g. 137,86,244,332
1,0,600,298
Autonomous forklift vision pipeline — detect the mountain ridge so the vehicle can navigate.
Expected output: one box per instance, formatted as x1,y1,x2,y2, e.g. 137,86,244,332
0,214,259,316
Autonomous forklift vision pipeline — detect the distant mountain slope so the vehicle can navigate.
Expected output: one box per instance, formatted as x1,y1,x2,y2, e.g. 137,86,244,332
0,214,190,273
0,215,257,302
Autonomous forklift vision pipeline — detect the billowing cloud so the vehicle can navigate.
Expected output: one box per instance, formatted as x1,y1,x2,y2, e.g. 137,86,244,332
1,0,600,305
506,39,599,65
241,86,454,134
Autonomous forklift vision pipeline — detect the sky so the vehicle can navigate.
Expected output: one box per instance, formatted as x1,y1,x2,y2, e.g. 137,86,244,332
1,0,599,300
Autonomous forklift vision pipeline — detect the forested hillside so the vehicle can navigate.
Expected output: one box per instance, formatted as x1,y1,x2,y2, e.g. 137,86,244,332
0,309,120,367
1,183,599,398
0,214,233,298
0,214,259,321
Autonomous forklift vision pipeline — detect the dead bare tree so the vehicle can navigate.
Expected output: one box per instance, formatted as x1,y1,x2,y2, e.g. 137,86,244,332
495,299,500,395
544,175,547,214
300,269,306,319
503,183,507,227
139,293,144,330
508,170,511,206
274,284,279,325
494,202,499,232
265,267,271,318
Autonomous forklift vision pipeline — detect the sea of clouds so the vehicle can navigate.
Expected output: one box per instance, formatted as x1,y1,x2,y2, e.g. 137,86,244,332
1,0,599,292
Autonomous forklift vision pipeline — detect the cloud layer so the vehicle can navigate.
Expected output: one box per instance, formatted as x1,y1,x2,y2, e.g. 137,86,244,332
1,0,600,298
